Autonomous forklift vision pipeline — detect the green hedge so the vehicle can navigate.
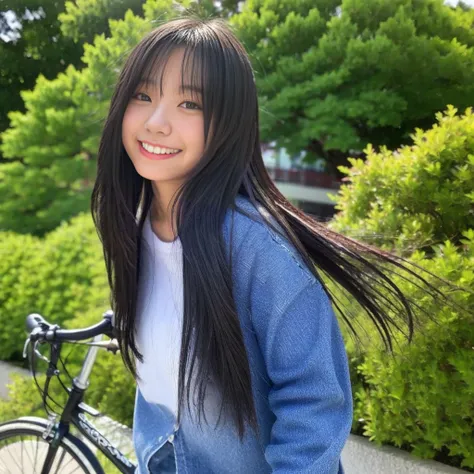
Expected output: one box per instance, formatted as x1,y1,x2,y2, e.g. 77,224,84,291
330,107,474,470
329,105,474,254
0,213,108,361
348,235,474,470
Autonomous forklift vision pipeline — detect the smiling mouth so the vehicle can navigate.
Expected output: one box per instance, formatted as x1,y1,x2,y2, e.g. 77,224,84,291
139,141,182,155
138,141,182,160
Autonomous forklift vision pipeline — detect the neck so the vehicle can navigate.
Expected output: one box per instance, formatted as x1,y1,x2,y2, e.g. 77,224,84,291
149,183,179,240
150,182,177,222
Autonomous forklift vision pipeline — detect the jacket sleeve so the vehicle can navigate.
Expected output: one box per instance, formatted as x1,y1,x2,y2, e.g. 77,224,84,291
248,229,353,474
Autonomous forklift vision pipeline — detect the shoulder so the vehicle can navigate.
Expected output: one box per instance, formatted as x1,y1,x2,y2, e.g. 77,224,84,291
222,195,315,287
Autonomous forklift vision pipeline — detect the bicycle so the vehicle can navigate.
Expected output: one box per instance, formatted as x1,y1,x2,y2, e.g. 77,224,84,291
0,310,138,473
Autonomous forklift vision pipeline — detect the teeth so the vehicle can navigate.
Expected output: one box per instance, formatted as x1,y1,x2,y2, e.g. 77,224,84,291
141,142,180,155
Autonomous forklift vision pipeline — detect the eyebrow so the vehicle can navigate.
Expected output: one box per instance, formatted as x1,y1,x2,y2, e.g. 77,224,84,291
138,79,202,95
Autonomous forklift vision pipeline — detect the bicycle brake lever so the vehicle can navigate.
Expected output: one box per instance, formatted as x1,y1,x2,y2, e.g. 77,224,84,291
34,346,50,363
22,337,48,361
22,337,31,359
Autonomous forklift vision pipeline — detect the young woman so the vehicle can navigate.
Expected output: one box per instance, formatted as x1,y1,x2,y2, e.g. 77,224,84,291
91,17,458,474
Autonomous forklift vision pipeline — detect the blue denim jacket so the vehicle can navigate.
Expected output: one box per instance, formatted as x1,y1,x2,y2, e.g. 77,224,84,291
133,195,353,473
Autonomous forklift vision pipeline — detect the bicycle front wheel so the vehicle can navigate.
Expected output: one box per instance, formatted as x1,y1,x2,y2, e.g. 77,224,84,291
0,418,104,474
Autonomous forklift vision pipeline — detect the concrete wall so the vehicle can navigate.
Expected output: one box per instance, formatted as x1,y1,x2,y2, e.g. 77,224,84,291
342,435,466,474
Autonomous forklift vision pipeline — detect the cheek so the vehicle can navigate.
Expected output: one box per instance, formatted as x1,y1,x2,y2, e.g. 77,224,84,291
121,111,132,137
122,107,140,140
121,110,141,159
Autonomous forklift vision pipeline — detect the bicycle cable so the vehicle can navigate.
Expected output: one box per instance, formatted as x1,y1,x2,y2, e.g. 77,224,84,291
58,344,77,381
29,340,63,416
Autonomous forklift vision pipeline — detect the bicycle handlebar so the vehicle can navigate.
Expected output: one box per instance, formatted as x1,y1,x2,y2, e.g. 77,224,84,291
26,310,115,343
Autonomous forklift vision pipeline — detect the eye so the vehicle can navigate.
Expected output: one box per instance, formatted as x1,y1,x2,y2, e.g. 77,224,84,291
180,101,201,111
132,92,151,102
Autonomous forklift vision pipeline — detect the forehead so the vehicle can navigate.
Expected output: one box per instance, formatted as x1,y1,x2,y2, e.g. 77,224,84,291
139,47,203,97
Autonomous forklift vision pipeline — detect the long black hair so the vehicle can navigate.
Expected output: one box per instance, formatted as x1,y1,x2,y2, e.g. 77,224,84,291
91,16,468,439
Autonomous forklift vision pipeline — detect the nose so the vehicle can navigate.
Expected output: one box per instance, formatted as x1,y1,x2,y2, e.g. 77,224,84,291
144,104,172,135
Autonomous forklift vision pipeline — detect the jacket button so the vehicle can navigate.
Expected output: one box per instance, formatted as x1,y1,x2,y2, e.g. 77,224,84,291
168,434,175,443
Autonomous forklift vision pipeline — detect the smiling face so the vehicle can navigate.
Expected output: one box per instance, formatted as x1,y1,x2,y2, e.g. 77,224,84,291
121,48,205,187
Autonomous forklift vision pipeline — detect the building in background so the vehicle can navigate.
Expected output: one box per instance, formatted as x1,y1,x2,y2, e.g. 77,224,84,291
262,142,341,222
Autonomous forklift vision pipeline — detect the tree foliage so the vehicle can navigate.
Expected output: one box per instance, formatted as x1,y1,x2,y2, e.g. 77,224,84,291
230,0,474,175
58,0,241,44
0,0,83,137
58,0,144,43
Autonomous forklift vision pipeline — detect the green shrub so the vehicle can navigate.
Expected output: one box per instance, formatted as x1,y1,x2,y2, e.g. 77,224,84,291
0,212,108,360
0,373,47,421
352,234,474,469
329,107,474,470
329,105,474,254
0,232,40,345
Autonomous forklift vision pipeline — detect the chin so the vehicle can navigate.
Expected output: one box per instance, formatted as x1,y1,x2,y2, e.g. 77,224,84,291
133,161,185,183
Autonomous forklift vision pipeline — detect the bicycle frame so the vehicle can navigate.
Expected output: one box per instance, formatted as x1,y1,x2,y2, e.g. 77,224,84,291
70,410,136,473
38,332,137,474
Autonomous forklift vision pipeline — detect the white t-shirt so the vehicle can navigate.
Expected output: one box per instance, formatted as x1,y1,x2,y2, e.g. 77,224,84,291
135,212,183,417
